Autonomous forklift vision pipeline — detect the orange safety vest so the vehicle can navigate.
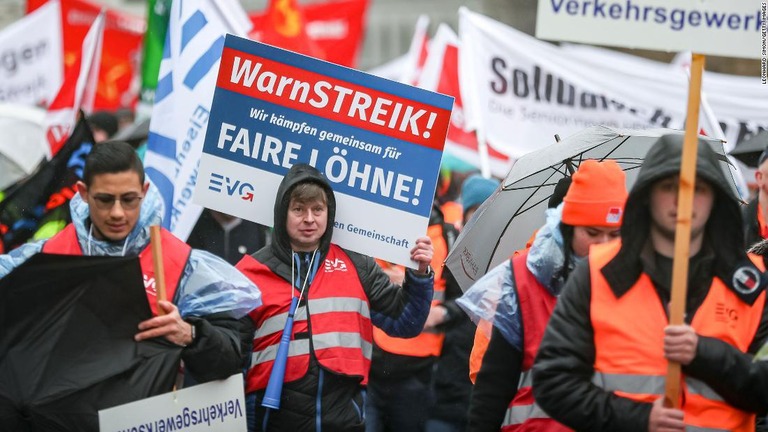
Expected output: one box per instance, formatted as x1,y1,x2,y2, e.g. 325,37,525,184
238,245,373,393
42,224,191,315
590,241,765,432
373,223,448,357
441,200,463,229
501,251,572,431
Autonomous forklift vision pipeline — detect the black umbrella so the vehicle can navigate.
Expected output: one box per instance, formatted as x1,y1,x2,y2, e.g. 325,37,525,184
729,130,768,167
446,126,738,291
0,253,183,432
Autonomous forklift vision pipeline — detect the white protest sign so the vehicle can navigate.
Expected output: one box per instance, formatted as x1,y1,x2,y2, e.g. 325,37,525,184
195,35,452,267
536,0,763,59
458,9,753,161
98,374,246,432
561,43,768,150
0,0,63,106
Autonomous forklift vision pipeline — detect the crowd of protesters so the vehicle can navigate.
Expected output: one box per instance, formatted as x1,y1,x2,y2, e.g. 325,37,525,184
4,109,768,432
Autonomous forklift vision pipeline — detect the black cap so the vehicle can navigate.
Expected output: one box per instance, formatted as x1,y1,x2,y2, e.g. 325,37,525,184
759,147,768,167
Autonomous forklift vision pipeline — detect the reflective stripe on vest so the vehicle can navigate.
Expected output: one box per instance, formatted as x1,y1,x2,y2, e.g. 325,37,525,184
590,372,725,404
589,241,764,432
238,245,373,393
251,297,373,366
372,222,447,357
501,252,571,432
42,224,191,316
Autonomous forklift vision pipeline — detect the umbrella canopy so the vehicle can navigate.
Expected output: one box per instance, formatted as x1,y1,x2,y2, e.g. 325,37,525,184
0,253,183,431
0,103,47,191
108,118,150,148
445,125,738,292
729,130,768,168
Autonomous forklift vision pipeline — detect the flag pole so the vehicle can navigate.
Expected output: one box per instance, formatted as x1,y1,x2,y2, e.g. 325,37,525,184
663,53,705,409
150,225,168,315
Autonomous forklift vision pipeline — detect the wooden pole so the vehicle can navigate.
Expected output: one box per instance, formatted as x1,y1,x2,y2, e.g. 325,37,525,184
149,225,167,315
663,53,705,409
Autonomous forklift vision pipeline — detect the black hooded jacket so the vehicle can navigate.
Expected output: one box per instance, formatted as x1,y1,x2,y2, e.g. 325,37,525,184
241,164,434,432
532,134,768,431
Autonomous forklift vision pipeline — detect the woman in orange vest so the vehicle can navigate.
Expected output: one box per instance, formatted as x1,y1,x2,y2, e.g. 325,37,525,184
462,160,627,431
533,135,768,432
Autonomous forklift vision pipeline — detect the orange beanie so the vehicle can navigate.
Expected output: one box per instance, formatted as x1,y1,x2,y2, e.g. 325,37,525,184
561,160,628,227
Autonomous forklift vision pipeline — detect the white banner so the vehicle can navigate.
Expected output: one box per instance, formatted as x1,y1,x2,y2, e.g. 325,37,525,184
459,8,764,156
144,0,252,241
0,1,62,107
98,374,246,432
560,44,768,152
536,0,763,59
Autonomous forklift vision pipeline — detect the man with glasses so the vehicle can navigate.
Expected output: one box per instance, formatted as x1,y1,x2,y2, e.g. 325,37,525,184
0,140,262,384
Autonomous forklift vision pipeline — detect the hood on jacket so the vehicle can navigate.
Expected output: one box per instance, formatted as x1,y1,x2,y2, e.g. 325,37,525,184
69,180,163,256
271,163,336,265
609,134,746,287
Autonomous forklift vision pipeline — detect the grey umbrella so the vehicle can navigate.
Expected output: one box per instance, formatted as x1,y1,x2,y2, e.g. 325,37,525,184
445,125,738,292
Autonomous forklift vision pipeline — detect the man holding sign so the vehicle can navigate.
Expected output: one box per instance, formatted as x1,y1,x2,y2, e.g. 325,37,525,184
0,141,262,384
237,163,434,432
533,135,768,431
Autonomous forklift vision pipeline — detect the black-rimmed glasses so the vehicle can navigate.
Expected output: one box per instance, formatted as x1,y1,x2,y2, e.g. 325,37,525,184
91,194,143,210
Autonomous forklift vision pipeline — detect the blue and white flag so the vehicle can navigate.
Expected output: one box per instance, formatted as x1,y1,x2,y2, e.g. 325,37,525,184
144,0,251,240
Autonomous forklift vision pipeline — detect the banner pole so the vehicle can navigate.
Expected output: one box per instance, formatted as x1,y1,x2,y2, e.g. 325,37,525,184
150,225,168,315
663,53,705,409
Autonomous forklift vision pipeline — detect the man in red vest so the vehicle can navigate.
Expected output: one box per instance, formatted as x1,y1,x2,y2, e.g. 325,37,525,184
534,135,768,431
0,141,262,384
236,163,434,432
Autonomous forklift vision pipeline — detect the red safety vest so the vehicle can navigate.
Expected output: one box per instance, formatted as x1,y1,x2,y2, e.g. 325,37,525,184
590,241,765,432
237,245,373,393
43,224,191,315
501,251,572,432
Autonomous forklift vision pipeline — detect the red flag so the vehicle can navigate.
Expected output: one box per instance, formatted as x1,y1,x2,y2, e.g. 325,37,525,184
44,11,104,156
249,0,369,67
28,0,144,111
251,0,324,58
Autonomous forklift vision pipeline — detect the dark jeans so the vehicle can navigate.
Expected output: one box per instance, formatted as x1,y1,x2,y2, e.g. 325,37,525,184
365,374,433,432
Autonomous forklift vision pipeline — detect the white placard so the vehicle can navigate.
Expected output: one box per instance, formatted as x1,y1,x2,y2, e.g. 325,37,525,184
536,0,764,59
98,374,247,432
0,0,63,106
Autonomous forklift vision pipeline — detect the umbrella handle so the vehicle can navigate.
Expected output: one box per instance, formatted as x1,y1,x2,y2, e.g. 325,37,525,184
150,226,168,315
262,296,299,409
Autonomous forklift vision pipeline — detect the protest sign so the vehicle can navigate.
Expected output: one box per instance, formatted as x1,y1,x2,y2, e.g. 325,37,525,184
458,9,751,158
0,0,62,107
560,44,768,149
536,0,763,59
195,34,453,267
99,374,246,432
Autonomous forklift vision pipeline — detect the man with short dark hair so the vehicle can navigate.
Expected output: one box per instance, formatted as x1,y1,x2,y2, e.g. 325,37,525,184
0,140,261,383
533,135,768,431
237,163,435,432
743,148,768,248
